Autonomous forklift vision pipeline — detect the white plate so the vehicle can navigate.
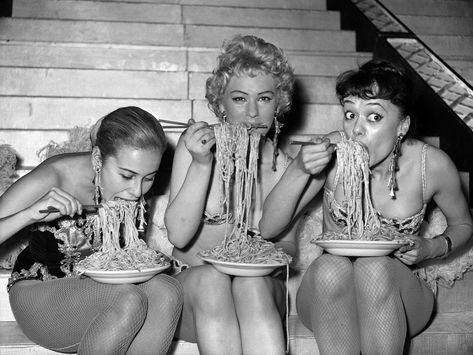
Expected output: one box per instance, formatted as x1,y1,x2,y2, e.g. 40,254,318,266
313,240,407,257
200,256,288,277
80,263,170,284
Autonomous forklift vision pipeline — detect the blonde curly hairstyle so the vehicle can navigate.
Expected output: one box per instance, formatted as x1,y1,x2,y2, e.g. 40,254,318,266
205,35,295,121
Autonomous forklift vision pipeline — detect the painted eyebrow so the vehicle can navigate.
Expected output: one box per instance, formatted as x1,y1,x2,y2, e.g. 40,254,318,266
342,99,385,109
230,90,275,95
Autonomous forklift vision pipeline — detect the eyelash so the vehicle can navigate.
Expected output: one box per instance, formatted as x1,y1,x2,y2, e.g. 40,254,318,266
121,175,155,182
344,111,384,121
231,96,273,103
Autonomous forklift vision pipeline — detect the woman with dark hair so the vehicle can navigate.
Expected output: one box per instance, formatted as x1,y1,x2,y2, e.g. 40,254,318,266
260,59,473,354
164,34,296,354
0,106,183,355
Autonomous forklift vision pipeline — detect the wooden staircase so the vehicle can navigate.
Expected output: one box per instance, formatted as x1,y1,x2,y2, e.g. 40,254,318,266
1,0,473,354
380,0,473,85
0,0,371,174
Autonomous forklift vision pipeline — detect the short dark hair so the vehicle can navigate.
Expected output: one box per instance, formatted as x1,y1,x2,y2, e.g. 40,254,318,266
336,59,413,117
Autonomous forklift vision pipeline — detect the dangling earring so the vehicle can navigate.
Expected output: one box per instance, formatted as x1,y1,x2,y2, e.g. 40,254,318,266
272,110,283,172
222,112,227,122
93,164,103,204
387,134,403,199
137,195,146,232
92,148,103,204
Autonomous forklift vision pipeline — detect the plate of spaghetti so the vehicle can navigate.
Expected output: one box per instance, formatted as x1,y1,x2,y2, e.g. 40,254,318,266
76,199,170,284
311,138,411,257
313,240,407,257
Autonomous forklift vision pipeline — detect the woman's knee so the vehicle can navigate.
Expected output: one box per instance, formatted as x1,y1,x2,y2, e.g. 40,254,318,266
302,255,354,295
232,277,283,314
182,267,232,312
354,257,397,297
147,274,183,305
111,284,148,322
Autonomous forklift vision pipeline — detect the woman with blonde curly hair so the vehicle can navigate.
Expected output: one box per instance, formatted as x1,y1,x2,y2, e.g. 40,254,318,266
164,34,296,354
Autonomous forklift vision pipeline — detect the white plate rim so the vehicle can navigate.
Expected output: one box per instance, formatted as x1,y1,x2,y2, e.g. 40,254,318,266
199,255,288,269
313,240,407,249
79,263,170,276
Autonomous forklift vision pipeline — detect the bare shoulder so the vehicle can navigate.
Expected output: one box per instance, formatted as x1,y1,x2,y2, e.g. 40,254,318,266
417,141,456,172
41,152,91,180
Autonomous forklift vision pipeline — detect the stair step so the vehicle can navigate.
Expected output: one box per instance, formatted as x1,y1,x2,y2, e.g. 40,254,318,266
446,58,473,85
0,18,356,52
0,42,371,76
154,0,327,10
0,18,185,46
0,97,192,130
0,42,189,72
420,35,473,58
13,0,339,30
186,25,356,52
0,67,187,99
380,0,473,17
13,0,182,23
1,311,472,355
182,6,338,30
399,15,473,36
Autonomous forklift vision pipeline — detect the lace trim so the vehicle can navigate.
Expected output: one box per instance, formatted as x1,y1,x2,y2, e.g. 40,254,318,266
7,262,57,292
34,217,93,277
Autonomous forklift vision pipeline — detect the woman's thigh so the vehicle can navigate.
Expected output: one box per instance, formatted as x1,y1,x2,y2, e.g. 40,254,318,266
232,275,286,317
9,277,130,352
391,260,435,336
173,265,232,342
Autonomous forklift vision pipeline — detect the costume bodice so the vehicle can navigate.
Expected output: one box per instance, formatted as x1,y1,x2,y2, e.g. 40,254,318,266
12,217,95,279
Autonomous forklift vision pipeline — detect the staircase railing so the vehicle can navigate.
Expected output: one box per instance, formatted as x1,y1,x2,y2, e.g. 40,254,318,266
328,0,473,208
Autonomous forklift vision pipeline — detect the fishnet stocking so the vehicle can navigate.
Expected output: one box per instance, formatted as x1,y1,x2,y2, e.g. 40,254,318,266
9,275,181,354
354,257,406,355
297,255,360,355
127,274,183,355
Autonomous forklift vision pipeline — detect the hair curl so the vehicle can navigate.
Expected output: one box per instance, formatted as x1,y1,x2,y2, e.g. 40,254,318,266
205,35,295,121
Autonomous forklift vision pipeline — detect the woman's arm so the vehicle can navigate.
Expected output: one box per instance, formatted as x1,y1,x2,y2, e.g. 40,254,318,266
0,161,83,244
428,147,473,257
260,136,336,239
164,120,215,248
397,146,473,264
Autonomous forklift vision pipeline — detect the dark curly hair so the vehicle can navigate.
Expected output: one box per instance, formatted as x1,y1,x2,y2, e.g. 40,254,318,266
336,59,413,118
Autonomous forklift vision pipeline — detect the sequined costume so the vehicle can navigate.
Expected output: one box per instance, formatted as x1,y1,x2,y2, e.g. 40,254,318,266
7,217,95,292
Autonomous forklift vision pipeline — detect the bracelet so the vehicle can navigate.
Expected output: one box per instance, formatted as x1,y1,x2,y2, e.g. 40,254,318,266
435,234,453,259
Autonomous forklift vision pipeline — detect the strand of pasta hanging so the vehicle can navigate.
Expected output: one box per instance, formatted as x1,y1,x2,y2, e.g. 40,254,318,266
77,200,168,271
321,139,382,241
199,122,292,265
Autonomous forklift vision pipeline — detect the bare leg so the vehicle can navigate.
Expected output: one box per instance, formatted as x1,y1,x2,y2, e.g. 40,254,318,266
232,276,286,355
296,254,360,355
127,274,183,355
174,265,242,355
